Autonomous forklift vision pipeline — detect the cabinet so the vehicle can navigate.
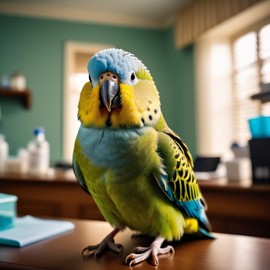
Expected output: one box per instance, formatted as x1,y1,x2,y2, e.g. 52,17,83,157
0,88,32,109
199,179,270,238
0,172,104,221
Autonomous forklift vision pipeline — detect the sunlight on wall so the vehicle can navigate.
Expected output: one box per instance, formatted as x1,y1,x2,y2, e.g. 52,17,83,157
209,45,232,78
195,38,233,158
66,72,87,160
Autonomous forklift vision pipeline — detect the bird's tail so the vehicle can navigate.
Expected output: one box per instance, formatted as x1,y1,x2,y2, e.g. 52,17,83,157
198,227,216,239
184,217,216,239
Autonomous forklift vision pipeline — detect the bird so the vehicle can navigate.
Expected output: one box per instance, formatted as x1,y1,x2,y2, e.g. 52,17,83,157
73,48,214,267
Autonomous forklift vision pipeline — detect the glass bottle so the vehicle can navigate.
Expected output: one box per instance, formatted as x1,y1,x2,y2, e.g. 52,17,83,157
27,128,50,175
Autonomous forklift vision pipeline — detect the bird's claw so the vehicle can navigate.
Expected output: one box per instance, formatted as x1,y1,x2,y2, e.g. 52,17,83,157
82,239,123,259
125,245,174,267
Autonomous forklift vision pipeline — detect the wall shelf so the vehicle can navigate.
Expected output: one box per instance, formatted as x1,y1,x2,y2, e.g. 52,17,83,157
0,87,32,109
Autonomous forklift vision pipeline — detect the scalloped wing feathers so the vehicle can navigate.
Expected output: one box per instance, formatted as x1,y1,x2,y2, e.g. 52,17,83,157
156,127,211,232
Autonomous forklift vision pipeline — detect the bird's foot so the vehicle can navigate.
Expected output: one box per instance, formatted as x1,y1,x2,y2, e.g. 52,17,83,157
126,236,174,267
82,228,123,259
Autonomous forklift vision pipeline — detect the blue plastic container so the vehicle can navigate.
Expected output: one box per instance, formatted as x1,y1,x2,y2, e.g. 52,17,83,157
0,193,18,231
248,116,270,139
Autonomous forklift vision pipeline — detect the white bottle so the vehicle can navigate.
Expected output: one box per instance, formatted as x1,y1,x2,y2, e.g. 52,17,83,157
18,148,29,174
0,134,8,173
27,128,50,175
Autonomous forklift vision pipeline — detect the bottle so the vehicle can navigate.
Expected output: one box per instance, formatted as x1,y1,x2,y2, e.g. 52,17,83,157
0,134,9,173
10,70,26,91
27,127,50,175
18,148,29,174
1,74,9,88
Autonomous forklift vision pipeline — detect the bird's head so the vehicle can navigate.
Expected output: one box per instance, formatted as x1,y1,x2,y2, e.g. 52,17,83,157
78,48,161,128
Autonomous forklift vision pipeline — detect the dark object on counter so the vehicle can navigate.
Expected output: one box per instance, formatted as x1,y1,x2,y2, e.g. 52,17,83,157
194,156,220,172
250,82,270,103
54,161,73,171
249,138,270,184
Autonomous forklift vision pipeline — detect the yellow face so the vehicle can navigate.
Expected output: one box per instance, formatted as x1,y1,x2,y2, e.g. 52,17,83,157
78,67,161,129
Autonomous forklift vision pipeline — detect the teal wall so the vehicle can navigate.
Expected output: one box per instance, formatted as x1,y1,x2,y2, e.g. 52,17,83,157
163,27,197,155
0,15,196,163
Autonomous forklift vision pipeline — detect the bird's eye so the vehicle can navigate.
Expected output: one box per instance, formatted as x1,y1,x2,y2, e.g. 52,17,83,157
89,74,92,84
128,71,138,85
130,72,136,81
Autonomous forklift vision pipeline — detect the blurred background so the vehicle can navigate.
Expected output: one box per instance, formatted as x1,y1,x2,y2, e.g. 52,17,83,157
0,0,269,163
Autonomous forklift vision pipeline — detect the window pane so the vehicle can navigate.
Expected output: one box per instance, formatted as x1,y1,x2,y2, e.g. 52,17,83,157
259,24,270,115
261,59,270,83
259,24,270,60
262,103,270,115
234,65,259,99
233,99,259,143
233,31,260,143
233,32,257,70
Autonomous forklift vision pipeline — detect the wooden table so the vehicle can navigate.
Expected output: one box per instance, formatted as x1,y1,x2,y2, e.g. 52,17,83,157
0,219,269,270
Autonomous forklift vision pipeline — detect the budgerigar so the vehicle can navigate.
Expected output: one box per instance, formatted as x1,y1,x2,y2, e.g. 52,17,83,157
73,48,214,266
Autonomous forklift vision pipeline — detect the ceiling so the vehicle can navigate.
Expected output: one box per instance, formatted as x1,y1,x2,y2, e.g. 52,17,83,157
0,0,191,28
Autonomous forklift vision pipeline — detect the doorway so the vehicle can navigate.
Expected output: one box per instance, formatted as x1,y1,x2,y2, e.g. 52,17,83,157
63,42,112,162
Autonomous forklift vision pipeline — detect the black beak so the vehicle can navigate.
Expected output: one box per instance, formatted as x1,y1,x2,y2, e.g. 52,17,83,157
100,79,120,112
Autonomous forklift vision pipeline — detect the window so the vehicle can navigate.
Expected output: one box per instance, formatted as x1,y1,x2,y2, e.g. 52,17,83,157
232,23,270,144
195,10,270,158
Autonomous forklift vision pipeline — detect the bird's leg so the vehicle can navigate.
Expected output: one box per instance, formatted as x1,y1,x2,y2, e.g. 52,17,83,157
126,236,174,266
82,228,123,258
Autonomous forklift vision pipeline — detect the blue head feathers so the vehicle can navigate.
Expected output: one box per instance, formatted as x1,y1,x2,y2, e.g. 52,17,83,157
87,48,148,87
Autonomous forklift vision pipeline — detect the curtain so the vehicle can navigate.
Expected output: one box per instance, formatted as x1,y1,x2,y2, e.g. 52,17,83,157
175,0,265,48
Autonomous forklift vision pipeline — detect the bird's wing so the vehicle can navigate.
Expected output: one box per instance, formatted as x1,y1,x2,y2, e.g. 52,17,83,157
155,129,211,232
72,148,90,195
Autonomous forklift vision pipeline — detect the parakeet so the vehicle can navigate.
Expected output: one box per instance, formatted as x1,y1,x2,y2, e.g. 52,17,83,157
73,48,214,266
